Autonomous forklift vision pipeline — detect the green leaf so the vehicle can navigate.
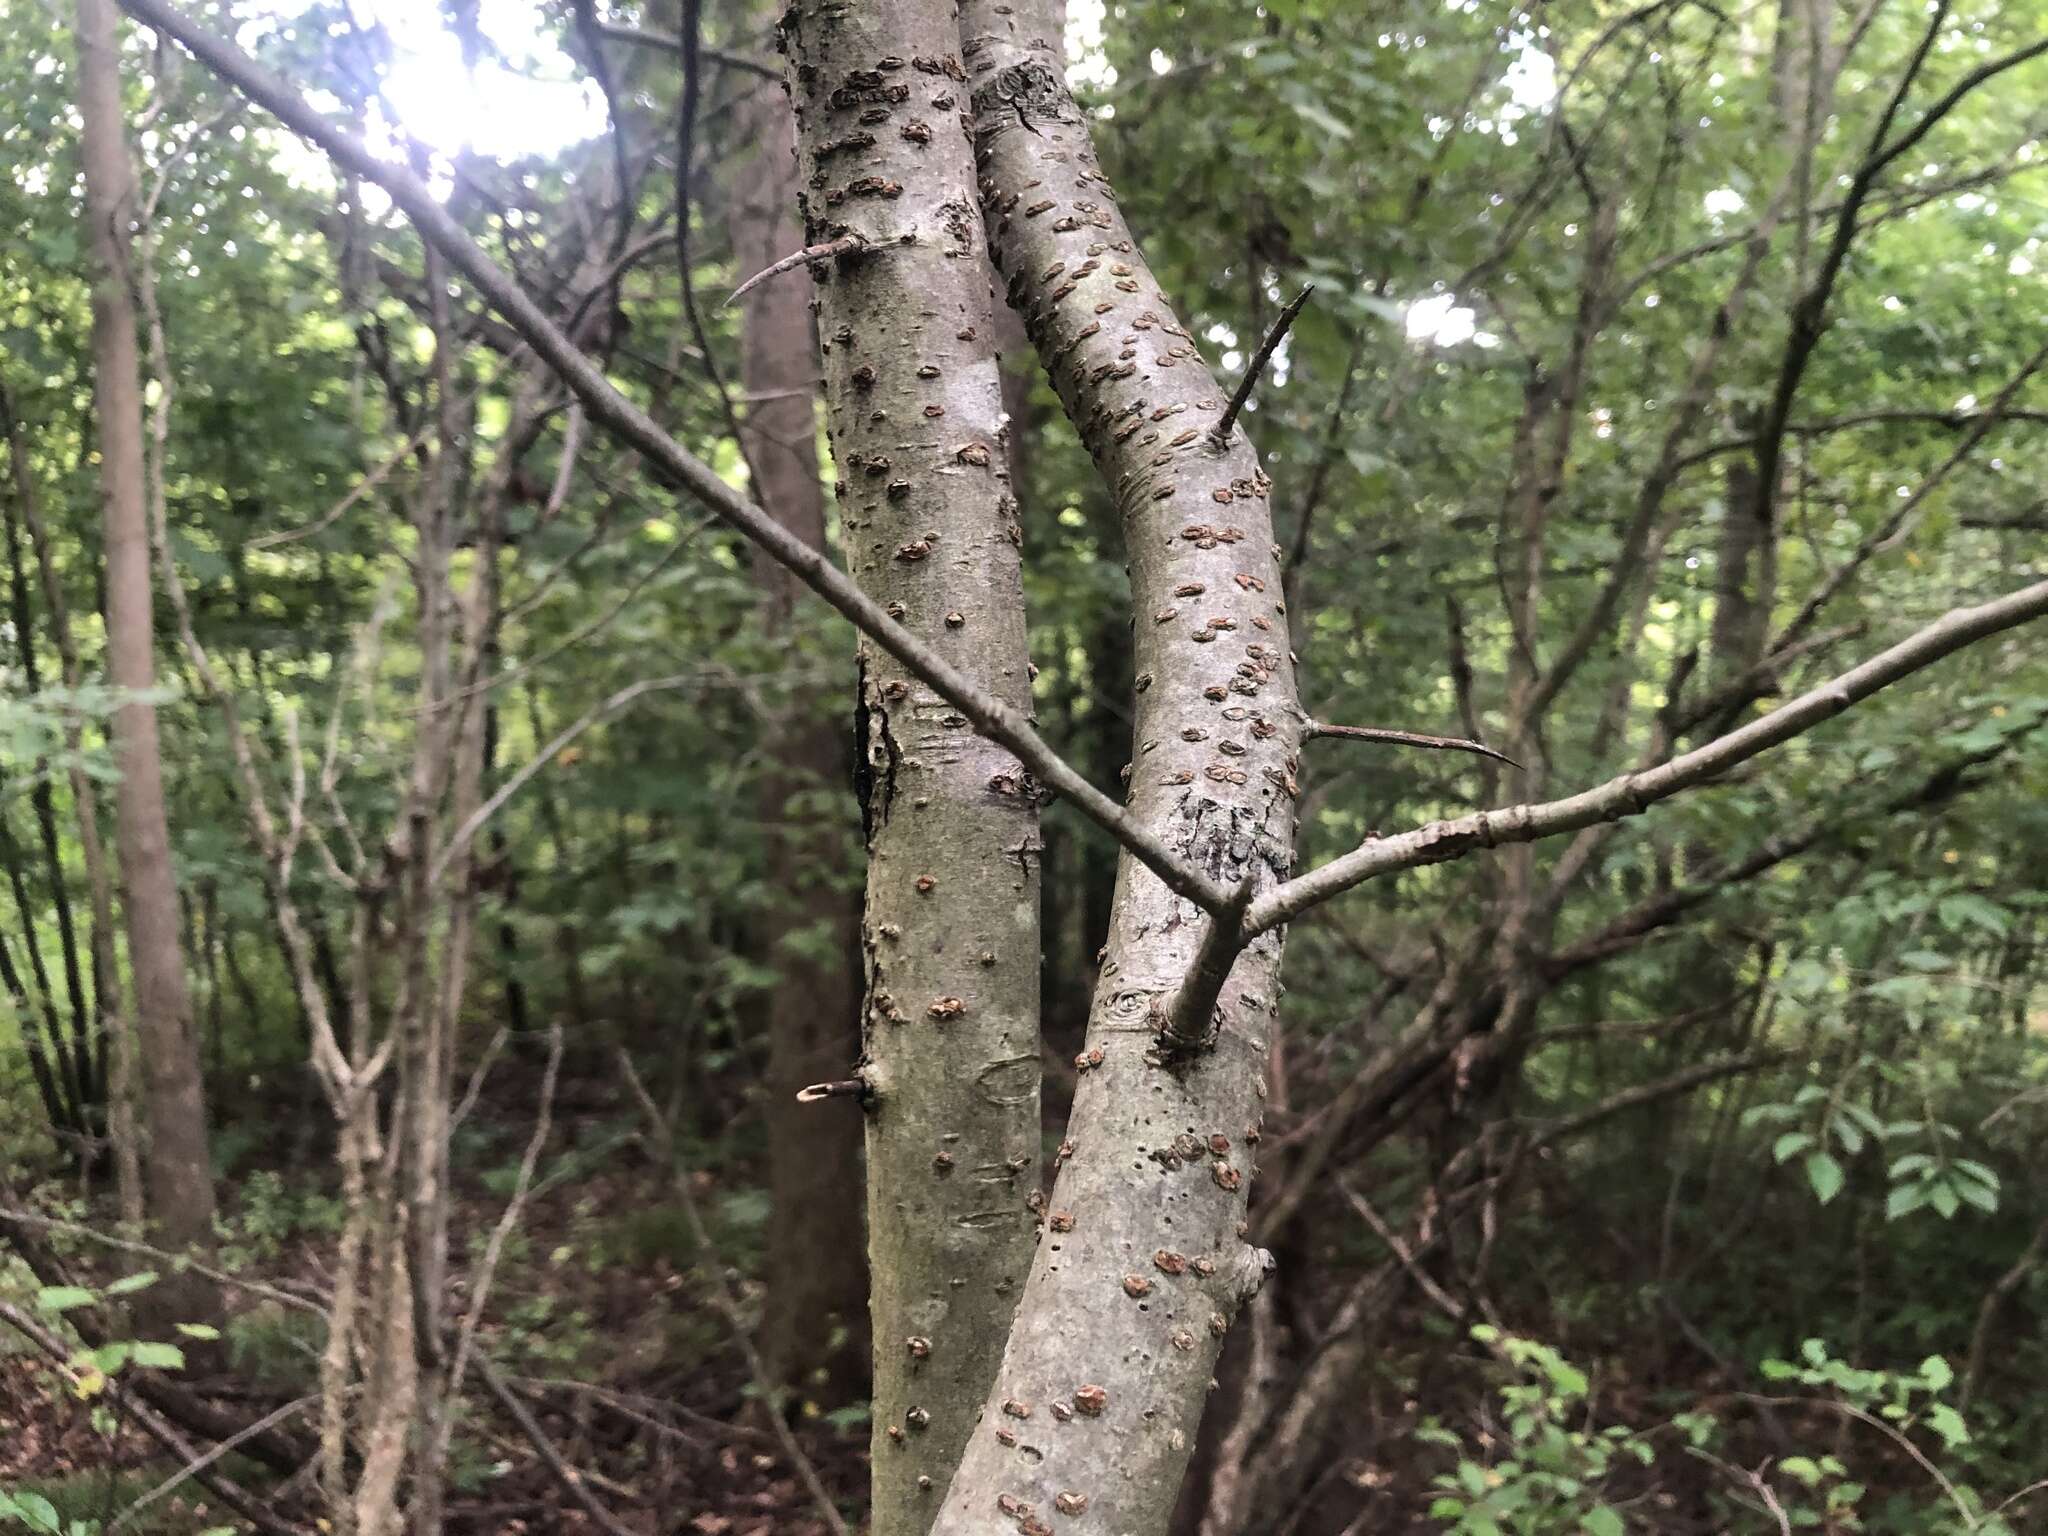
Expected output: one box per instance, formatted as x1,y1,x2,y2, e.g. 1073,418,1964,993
1780,1455,1823,1486
3,1492,62,1533
1287,99,1354,141
175,1322,223,1341
103,1269,160,1297
1582,1506,1624,1536
1928,1181,1961,1219
34,1285,96,1313
1773,1130,1815,1163
1926,1403,1970,1448
1919,1355,1953,1391
129,1341,185,1371
1806,1151,1845,1204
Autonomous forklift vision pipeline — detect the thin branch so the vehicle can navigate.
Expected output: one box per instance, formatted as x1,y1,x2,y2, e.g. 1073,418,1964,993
1246,578,2048,937
447,1021,562,1405
470,1353,642,1536
0,1205,325,1316
116,0,1232,918
0,1301,298,1536
434,672,704,884
617,1051,851,1536
1156,877,1256,1054
587,18,779,78
106,1395,316,1533
728,233,867,305
1307,720,1520,768
1212,283,1311,445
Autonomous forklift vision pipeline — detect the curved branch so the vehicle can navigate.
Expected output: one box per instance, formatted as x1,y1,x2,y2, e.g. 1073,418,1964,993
1247,578,2048,937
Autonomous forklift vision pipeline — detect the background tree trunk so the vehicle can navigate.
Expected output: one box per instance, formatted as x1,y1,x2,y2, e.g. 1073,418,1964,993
75,0,215,1286
731,65,872,1408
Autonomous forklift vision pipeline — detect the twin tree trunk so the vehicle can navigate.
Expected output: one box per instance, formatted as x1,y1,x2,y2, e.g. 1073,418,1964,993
76,0,215,1283
791,2,1301,1530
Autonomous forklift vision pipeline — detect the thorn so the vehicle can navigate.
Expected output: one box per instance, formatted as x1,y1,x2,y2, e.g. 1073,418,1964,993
1211,284,1313,446
1306,721,1520,769
729,233,867,305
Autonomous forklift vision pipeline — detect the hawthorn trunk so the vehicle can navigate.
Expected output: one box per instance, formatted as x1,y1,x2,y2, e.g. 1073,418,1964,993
916,6,1306,1532
75,0,216,1278
782,5,1043,1526
731,72,871,1406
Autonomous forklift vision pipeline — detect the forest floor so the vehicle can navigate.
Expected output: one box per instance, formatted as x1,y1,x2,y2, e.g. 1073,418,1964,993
0,1060,870,1534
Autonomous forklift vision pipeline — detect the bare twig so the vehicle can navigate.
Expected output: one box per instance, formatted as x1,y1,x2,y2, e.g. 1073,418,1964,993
447,1021,563,1403
0,1301,299,1536
0,1205,324,1316
470,1353,642,1536
106,1394,316,1533
1212,283,1311,445
1248,579,2048,937
729,233,867,304
247,409,437,550
617,1050,851,1536
1307,720,1519,768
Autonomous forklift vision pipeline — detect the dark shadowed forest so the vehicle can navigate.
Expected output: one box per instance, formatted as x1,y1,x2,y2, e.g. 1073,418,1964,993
1,0,2045,1532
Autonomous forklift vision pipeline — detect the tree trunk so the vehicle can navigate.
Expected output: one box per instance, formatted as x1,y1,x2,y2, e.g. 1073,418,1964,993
925,7,1305,1531
781,5,1044,1526
75,0,216,1277
730,65,872,1409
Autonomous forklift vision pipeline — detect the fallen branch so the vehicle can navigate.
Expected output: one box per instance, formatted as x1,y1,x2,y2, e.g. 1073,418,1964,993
0,1300,300,1536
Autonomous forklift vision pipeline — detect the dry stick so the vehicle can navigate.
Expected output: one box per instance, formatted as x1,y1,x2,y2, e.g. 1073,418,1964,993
247,410,438,549
616,1050,851,1536
445,1021,562,1404
1306,720,1519,768
105,1394,317,1533
727,232,866,305
0,1205,324,1317
0,1300,299,1536
1244,577,2048,939
1211,283,1312,445
115,0,1229,919
435,671,704,883
469,1354,642,1536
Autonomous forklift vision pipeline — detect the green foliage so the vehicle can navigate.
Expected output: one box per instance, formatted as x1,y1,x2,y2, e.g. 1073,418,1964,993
1418,1329,1650,1535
